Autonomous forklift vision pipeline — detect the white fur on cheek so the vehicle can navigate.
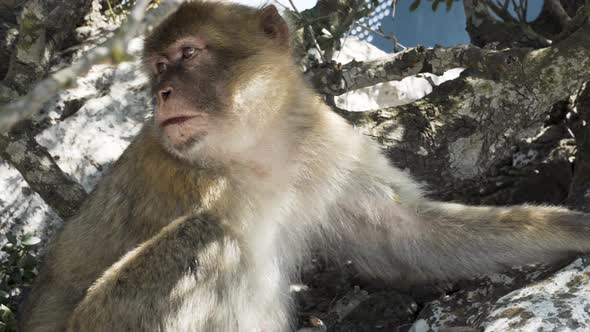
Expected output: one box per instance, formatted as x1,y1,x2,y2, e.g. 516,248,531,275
183,72,285,162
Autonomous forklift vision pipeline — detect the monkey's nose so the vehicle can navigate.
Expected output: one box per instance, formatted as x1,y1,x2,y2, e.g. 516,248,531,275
159,87,173,103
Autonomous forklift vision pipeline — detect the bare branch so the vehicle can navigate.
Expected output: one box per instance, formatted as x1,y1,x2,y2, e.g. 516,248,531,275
0,0,182,133
0,131,87,219
546,0,572,29
488,1,517,22
510,0,526,22
519,23,552,46
336,22,590,199
353,22,406,50
307,44,530,96
3,0,95,94
464,0,551,48
283,0,327,63
566,82,590,212
287,0,301,13
553,2,590,42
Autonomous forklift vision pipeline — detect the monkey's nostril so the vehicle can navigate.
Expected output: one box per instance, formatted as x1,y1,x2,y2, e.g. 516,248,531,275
159,87,173,102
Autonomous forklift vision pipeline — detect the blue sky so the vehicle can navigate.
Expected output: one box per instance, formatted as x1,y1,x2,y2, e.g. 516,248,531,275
373,2,469,51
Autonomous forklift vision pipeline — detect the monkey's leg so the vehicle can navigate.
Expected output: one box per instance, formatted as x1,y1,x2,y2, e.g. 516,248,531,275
328,182,590,282
66,214,288,332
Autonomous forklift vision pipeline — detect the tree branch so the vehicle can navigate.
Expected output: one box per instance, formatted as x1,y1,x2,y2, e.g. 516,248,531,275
464,0,550,48
0,130,87,219
337,22,590,202
545,0,572,29
553,1,590,43
3,0,95,94
488,1,517,22
566,82,590,212
307,44,529,96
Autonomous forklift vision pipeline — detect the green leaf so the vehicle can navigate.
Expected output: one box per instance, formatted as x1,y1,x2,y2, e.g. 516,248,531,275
1,243,14,252
5,234,16,245
446,0,454,11
21,235,41,247
23,269,38,282
0,304,14,323
409,0,420,12
9,270,22,284
432,0,441,11
18,254,37,269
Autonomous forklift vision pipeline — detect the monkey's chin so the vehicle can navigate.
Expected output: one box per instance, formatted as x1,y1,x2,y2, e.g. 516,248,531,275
158,127,209,162
163,133,206,155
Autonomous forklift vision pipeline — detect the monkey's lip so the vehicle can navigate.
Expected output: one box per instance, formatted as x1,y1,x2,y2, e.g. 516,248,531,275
159,115,199,128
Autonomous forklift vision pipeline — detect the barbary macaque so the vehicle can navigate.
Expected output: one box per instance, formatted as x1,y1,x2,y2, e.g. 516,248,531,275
19,1,590,331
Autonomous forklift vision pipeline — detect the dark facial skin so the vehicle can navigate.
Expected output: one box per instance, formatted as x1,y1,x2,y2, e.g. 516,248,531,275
146,35,228,149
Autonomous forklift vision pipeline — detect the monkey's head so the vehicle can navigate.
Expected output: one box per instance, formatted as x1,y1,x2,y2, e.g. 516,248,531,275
143,1,296,163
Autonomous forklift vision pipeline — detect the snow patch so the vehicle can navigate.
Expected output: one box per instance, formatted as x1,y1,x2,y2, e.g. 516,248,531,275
335,37,463,112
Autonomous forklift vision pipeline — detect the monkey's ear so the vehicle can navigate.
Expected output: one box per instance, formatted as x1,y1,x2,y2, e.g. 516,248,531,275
259,5,289,46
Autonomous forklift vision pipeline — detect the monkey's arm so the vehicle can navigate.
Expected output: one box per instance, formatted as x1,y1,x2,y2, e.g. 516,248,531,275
405,201,587,279
66,213,241,332
327,167,590,281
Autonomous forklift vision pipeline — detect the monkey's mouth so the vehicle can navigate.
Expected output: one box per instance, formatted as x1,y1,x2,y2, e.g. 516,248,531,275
160,116,198,127
158,114,209,147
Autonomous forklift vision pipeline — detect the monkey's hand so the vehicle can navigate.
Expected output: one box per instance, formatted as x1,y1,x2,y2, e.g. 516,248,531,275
66,213,241,332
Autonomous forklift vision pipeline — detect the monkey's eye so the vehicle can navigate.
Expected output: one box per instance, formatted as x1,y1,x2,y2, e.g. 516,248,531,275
156,62,167,74
182,47,196,59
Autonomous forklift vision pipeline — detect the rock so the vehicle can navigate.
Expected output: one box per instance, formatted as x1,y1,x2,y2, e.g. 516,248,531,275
411,258,590,331
483,257,590,331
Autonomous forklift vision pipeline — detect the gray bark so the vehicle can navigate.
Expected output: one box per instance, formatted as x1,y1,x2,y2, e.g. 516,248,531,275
307,45,530,96
3,0,94,94
0,0,94,219
0,130,87,219
339,22,590,203
566,82,590,212
0,0,22,78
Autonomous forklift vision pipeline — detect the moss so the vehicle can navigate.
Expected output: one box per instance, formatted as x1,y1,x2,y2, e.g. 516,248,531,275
19,11,43,49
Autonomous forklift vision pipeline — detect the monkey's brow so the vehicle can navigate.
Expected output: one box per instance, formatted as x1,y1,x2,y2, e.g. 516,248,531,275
166,37,207,52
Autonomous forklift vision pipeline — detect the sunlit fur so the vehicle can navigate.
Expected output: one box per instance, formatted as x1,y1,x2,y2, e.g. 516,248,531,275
20,2,590,331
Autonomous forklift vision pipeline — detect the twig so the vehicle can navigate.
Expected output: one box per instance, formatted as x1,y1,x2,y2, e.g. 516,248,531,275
284,0,327,63
510,0,526,22
488,1,517,22
105,0,117,22
353,22,407,50
306,26,328,63
287,0,300,13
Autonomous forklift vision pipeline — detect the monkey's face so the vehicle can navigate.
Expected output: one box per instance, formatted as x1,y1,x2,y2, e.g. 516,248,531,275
143,2,291,162
146,35,225,149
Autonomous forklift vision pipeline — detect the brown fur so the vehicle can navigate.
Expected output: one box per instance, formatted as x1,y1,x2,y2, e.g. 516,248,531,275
19,2,590,331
